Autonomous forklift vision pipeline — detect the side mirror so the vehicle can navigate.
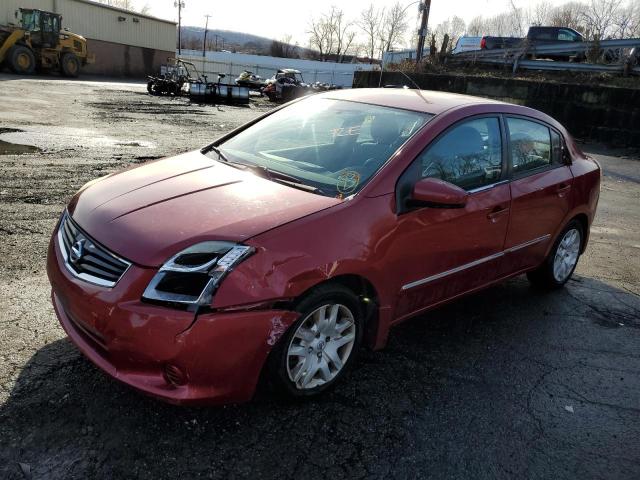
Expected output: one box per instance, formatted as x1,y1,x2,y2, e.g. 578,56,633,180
410,177,468,209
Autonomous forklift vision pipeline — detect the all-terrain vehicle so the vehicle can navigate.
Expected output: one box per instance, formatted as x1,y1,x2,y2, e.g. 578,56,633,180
147,59,198,96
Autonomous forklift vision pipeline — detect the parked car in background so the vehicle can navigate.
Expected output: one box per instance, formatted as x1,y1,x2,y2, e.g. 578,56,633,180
525,26,585,61
47,89,601,405
452,36,483,54
527,26,584,44
453,26,585,58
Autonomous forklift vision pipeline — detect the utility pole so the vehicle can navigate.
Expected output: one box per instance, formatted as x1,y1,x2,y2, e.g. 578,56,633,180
415,0,431,62
203,14,211,57
174,0,185,56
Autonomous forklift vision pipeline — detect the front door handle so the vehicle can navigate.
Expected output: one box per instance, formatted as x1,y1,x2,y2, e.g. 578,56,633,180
487,206,509,223
557,183,572,197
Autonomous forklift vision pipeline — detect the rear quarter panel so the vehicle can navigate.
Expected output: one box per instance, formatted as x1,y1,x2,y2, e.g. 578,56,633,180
567,148,601,248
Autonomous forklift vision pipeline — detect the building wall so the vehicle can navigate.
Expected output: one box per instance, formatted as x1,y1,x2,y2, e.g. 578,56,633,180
382,50,416,67
83,39,173,77
1,0,176,77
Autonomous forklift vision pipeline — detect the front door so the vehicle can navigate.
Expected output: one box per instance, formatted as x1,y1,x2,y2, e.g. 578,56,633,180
390,116,511,320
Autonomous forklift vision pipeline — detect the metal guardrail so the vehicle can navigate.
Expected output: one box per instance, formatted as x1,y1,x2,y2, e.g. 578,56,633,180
454,37,640,59
450,37,640,75
476,57,640,75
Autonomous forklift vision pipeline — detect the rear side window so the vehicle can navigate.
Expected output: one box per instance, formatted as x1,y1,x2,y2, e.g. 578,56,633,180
507,118,552,174
418,117,502,191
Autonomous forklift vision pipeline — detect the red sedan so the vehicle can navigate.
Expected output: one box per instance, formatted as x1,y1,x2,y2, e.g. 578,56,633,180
47,89,601,404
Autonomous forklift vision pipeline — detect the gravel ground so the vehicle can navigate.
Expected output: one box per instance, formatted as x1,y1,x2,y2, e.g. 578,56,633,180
0,74,638,480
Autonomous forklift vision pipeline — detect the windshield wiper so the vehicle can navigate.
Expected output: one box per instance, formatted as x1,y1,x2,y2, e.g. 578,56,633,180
206,147,323,194
206,145,231,164
244,164,322,193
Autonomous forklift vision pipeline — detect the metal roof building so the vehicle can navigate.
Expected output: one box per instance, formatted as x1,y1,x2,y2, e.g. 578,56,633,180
1,0,176,76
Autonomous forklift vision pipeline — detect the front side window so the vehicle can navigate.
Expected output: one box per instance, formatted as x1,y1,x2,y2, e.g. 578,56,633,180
507,118,552,174
217,97,432,197
417,117,503,191
21,11,38,31
558,29,579,41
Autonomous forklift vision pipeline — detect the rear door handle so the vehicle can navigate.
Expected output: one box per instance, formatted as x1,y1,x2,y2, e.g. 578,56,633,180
487,206,509,222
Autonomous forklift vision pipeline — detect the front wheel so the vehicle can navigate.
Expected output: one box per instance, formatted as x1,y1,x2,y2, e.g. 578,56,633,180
527,220,583,289
8,45,36,75
270,284,363,398
60,53,80,77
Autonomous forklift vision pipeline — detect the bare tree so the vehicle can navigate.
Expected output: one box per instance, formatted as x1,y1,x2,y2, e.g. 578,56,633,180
308,12,333,61
308,7,355,62
613,1,640,38
270,35,299,58
507,0,526,37
485,12,512,36
581,0,624,39
528,1,553,26
467,16,485,36
433,16,466,53
333,8,356,62
358,4,384,63
549,2,585,31
380,2,409,53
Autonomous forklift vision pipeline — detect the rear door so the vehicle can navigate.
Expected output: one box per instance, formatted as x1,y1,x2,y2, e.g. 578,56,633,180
500,116,573,275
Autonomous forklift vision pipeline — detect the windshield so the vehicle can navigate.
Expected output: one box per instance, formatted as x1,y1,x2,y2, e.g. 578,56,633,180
215,97,432,198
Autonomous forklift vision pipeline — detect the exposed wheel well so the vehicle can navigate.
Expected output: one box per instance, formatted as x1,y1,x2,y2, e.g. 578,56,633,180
293,274,381,349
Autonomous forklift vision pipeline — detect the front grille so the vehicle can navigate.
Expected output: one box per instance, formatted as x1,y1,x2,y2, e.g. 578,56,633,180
57,213,131,288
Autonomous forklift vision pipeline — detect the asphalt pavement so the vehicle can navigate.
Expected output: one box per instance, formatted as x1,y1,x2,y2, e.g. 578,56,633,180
0,74,638,479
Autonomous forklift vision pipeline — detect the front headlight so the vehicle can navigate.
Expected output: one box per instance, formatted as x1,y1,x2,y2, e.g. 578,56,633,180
142,241,254,309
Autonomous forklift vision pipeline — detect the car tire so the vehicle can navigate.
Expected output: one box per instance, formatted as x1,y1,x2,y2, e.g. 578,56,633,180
8,45,36,75
527,220,584,289
270,284,364,398
60,53,80,77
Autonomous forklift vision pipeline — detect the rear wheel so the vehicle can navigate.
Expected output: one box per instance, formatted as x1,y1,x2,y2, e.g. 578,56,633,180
60,53,80,77
8,45,36,75
270,284,363,398
527,220,583,289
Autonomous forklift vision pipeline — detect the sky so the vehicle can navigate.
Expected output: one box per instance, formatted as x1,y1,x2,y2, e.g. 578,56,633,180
138,0,570,47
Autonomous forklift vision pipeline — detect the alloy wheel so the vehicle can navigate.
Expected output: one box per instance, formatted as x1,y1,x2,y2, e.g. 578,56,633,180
286,304,356,390
553,228,580,282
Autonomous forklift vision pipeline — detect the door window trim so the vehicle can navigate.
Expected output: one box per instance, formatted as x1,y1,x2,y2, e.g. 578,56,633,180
395,113,508,214
504,114,568,181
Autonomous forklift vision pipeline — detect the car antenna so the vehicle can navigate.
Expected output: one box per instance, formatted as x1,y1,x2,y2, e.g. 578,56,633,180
394,70,431,105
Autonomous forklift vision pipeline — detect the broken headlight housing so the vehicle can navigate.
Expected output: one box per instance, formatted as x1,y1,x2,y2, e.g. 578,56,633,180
142,241,254,309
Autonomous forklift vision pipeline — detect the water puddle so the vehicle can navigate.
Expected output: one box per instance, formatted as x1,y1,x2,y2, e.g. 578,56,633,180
0,140,42,155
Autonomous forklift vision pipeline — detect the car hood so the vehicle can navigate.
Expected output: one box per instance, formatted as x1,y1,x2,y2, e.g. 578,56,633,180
68,150,341,267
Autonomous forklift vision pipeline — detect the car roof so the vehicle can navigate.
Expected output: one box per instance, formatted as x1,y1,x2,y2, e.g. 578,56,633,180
319,88,507,115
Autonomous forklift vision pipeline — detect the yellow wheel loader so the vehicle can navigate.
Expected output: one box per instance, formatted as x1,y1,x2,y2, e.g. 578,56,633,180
0,8,94,77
